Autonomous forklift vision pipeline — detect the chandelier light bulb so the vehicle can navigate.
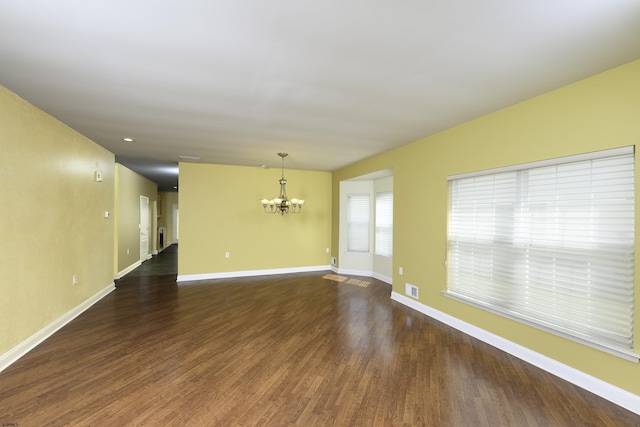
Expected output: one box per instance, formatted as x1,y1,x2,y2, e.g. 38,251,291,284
260,153,305,215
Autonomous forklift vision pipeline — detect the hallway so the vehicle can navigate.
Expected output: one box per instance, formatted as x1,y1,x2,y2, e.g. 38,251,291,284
123,244,178,278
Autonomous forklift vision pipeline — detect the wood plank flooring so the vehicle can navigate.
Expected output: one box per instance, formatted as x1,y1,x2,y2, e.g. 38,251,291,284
1,271,639,426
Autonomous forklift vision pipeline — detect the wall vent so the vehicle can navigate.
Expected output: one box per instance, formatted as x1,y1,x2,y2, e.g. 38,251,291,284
405,283,419,299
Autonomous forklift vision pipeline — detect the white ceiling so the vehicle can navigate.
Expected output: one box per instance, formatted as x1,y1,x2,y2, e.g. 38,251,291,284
1,1,639,190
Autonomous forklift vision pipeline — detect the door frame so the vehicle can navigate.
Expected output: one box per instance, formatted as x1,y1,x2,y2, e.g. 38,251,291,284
140,195,150,261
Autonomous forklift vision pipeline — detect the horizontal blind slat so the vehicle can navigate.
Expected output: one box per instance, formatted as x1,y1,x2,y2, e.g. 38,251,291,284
375,192,393,257
347,194,370,252
447,149,634,351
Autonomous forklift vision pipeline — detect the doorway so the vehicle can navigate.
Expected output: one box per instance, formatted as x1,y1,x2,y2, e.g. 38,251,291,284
140,195,150,261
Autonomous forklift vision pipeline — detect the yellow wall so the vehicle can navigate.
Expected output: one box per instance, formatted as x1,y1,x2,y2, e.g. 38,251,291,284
179,162,331,275
2,55,638,397
115,164,157,275
0,86,115,356
332,59,640,395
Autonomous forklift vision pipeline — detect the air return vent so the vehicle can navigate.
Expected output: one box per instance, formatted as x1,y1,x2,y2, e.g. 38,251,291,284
405,283,418,299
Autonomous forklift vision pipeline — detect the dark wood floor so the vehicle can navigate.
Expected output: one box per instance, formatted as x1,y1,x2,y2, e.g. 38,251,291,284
124,244,178,277
1,271,639,426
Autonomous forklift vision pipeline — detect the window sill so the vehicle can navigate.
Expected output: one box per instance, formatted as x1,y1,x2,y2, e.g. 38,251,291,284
443,291,640,363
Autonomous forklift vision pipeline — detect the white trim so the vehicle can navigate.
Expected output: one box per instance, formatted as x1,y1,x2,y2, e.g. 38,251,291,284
116,260,142,279
330,267,392,284
329,267,391,284
448,145,634,180
372,272,392,285
177,265,331,283
0,283,116,373
443,291,640,362
390,291,640,416
336,268,372,277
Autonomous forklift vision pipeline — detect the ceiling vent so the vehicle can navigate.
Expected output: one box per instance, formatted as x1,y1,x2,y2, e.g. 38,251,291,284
178,156,201,162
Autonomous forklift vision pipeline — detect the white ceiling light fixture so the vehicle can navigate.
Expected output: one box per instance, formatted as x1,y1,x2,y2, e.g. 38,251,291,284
123,137,134,142
260,153,304,215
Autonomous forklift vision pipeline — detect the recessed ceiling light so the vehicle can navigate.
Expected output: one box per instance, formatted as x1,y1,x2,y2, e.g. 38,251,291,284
123,137,134,142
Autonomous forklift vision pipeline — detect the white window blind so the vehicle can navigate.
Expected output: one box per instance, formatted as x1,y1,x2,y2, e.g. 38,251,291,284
375,192,393,257
446,147,635,355
347,194,370,252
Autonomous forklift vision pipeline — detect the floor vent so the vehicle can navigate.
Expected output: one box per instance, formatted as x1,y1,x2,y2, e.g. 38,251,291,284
405,283,419,299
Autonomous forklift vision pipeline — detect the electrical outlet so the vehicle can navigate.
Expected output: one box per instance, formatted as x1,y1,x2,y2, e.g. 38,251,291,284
225,252,230,258
331,257,337,266
72,274,79,285
127,248,130,255
399,267,403,275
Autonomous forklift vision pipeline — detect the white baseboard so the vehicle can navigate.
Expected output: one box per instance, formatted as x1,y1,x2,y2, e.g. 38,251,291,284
326,267,391,285
336,268,372,277
116,260,142,279
177,265,332,283
390,291,640,416
0,283,116,373
372,272,392,285
334,269,392,285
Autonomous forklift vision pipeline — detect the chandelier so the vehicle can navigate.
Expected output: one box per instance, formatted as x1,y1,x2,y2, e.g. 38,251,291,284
260,153,304,215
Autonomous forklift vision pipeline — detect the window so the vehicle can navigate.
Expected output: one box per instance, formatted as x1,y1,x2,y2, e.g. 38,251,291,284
446,147,635,358
347,194,370,252
375,192,393,257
